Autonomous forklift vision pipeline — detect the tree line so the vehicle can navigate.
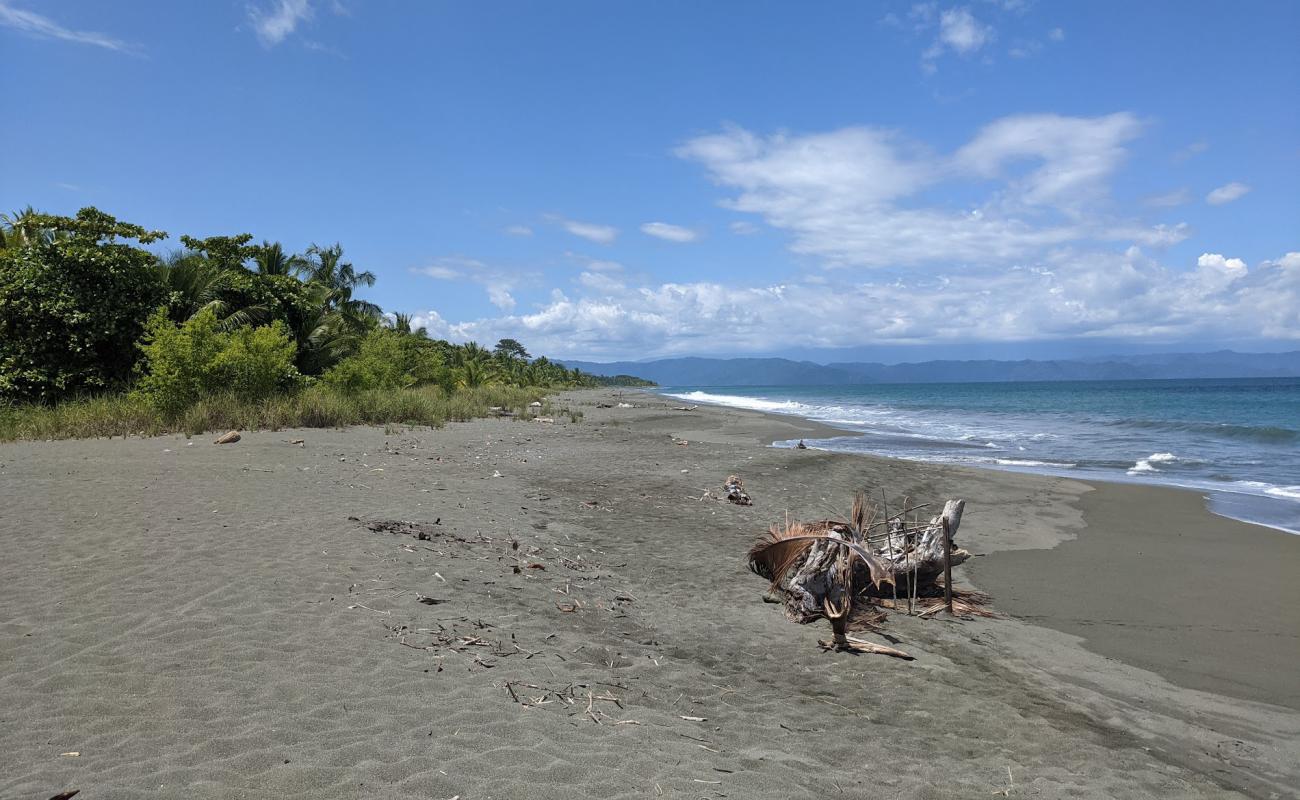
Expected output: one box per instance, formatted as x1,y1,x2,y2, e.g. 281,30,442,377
0,206,648,414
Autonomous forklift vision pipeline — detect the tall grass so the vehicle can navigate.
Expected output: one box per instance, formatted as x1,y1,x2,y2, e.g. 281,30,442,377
0,384,554,442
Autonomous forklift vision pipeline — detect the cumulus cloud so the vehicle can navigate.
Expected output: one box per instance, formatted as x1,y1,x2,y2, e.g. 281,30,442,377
677,113,1161,267
640,222,698,242
1206,182,1251,205
0,2,139,53
402,248,1300,359
248,0,313,47
547,215,618,244
486,285,516,311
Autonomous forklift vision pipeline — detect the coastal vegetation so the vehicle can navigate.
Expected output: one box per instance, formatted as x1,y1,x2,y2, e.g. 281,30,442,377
0,207,645,441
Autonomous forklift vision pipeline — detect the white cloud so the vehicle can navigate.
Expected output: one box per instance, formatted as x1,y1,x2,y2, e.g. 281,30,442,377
578,257,624,273
415,264,464,280
678,114,1158,267
0,2,139,53
1206,182,1250,205
730,221,760,235
1144,188,1192,208
248,0,313,47
939,7,993,54
547,216,618,243
412,257,532,311
954,112,1143,208
640,222,698,243
1048,27,1065,41
486,285,516,311
1172,140,1209,162
504,225,533,237
577,271,626,293
402,248,1300,359
915,5,995,70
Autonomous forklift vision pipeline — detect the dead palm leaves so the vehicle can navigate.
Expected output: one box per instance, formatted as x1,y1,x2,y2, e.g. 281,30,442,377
747,490,987,658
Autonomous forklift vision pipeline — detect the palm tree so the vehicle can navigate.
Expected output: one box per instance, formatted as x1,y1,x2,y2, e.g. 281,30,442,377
156,250,231,323
0,207,50,250
254,241,303,277
458,341,490,365
453,359,497,389
387,313,413,334
302,243,381,319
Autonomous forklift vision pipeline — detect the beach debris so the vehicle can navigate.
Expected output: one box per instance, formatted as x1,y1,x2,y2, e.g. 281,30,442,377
48,792,80,800
671,404,698,411
671,436,689,446
724,475,752,506
596,402,613,408
533,416,555,423
617,402,633,408
529,401,543,408
748,491,978,655
417,595,445,605
213,430,241,444
59,752,80,757
796,440,808,449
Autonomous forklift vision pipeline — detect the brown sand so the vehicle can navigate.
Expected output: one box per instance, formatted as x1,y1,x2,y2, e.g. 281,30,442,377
1,388,1297,799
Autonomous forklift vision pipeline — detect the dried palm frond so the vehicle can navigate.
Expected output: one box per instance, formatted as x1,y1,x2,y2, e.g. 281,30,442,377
915,587,997,618
746,520,819,587
747,519,894,591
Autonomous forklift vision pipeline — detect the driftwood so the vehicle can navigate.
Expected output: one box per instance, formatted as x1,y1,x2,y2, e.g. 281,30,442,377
724,475,752,506
748,493,972,655
213,430,241,444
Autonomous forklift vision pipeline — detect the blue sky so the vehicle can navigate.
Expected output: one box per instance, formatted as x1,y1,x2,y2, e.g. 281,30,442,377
2,1,1298,362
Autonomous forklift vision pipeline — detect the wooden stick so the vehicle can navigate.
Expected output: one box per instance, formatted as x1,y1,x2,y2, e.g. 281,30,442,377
942,516,953,616
881,489,898,611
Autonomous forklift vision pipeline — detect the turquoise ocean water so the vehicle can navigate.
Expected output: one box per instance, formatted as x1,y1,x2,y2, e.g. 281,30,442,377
662,378,1300,534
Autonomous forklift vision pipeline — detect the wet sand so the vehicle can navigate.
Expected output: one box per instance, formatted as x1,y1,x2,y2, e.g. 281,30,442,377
1,388,1297,799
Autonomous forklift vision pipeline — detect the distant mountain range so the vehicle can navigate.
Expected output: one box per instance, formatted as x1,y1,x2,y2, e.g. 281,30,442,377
558,350,1300,386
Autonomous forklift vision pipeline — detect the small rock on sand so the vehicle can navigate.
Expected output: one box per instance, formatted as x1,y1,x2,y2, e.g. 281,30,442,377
214,431,241,445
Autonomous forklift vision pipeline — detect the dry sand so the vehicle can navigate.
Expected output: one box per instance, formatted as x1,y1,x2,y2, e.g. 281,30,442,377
2,388,1297,799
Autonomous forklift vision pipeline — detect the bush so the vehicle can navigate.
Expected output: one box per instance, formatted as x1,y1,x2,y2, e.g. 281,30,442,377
322,328,449,392
133,308,301,417
211,322,301,401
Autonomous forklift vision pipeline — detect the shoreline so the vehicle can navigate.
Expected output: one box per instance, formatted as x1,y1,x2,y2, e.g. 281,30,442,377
646,385,1300,707
655,387,1300,535
3,387,1297,798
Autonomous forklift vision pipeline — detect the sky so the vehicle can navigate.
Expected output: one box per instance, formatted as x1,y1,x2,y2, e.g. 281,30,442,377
2,0,1298,363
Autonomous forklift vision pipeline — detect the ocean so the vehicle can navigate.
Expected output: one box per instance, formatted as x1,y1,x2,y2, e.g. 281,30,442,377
662,377,1300,534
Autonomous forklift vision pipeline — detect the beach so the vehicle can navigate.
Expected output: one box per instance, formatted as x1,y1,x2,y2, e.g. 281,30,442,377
2,387,1297,799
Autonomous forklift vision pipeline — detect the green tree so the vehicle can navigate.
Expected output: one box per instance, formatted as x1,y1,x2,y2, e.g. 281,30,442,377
493,338,530,360
0,208,166,402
